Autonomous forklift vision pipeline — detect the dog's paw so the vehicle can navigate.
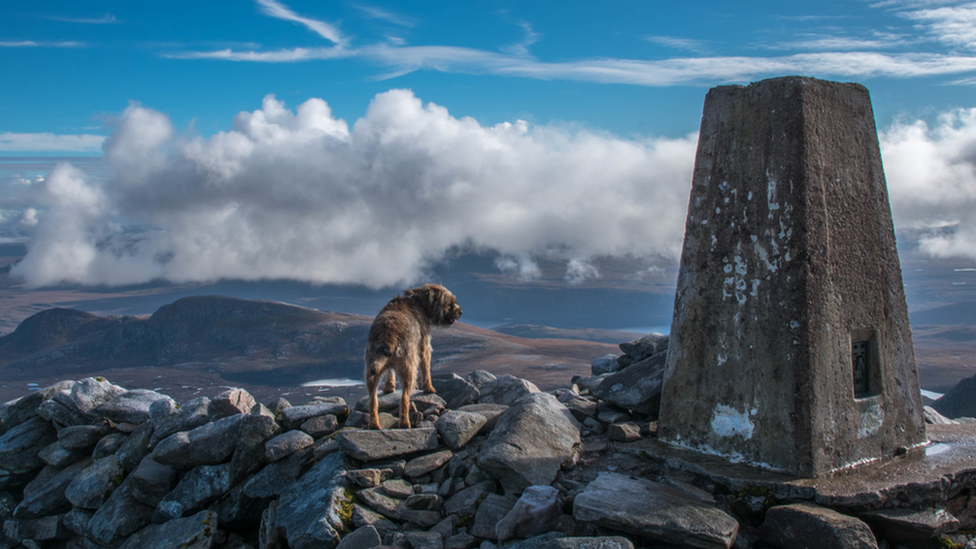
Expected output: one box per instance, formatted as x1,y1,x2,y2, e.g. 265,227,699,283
423,386,437,394
368,421,382,430
398,419,411,429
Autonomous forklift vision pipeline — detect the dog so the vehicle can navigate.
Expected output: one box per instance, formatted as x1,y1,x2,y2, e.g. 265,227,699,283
364,284,462,429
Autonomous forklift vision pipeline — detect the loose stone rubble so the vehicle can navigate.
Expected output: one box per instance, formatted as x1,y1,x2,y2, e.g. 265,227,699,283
0,334,974,549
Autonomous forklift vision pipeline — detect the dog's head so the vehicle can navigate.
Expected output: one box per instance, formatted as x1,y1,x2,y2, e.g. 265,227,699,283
404,284,462,327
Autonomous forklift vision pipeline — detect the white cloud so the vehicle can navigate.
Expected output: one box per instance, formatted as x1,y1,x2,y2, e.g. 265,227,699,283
19,208,38,227
0,41,85,48
255,0,345,46
350,4,416,27
899,2,976,50
0,132,106,153
43,13,118,24
11,91,697,288
881,108,976,257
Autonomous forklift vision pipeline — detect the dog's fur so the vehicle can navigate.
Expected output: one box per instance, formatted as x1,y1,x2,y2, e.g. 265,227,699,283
364,284,462,429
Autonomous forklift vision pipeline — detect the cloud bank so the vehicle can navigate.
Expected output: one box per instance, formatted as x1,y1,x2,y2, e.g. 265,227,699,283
11,91,696,288
882,108,976,257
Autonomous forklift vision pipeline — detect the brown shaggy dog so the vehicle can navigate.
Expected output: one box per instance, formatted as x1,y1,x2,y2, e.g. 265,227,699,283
364,284,462,429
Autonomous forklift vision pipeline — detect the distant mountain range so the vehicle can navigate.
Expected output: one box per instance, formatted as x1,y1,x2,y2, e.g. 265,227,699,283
0,295,621,404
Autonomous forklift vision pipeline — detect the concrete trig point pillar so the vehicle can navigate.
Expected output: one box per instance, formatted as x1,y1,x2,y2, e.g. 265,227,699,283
658,76,926,477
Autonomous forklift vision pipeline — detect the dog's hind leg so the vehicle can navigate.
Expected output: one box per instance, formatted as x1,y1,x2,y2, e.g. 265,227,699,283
398,357,416,429
420,337,436,394
365,358,385,430
382,371,396,394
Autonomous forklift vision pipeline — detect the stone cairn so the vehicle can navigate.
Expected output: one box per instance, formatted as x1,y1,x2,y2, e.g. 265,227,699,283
0,332,973,549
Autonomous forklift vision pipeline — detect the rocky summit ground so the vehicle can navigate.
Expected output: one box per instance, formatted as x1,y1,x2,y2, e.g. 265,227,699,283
1,334,975,549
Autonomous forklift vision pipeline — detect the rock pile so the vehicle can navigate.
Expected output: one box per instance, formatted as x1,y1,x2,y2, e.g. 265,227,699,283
0,333,974,549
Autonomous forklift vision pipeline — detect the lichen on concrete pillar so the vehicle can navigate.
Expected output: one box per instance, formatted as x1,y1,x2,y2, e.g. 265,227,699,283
658,76,926,477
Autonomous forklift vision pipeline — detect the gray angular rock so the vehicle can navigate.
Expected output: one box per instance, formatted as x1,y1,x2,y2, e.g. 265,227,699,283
432,374,481,409
477,375,540,406
243,446,314,499
152,413,243,468
757,503,877,549
405,531,444,549
619,334,666,362
606,422,641,442
471,493,516,540
591,354,623,376
563,397,598,423
381,478,415,499
0,416,57,473
405,493,442,510
37,397,88,427
38,440,90,467
231,412,280,481
477,393,580,495
0,392,44,431
281,401,349,429
155,462,233,522
260,499,286,549
302,414,339,437
346,468,385,488
115,419,153,473
862,507,960,540
275,451,351,549
405,449,453,478
591,353,665,417
445,532,479,549
59,377,127,422
436,411,487,450
574,472,739,549
466,370,497,390
65,455,123,509
531,537,634,549
337,525,382,549
119,509,217,549
57,423,111,450
338,427,439,461
151,396,210,445
96,389,175,424
87,475,156,546
352,504,400,536
14,457,91,519
209,388,258,421
128,456,178,507
265,430,314,462
496,485,561,541
456,404,508,433
3,514,69,542
62,507,93,536
92,431,128,460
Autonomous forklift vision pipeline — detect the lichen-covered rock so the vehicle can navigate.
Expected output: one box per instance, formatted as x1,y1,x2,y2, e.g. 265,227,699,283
336,524,382,549
338,428,439,462
119,508,217,549
88,475,155,546
591,354,623,376
281,400,349,429
231,412,280,481
115,419,153,473
478,393,580,495
152,413,243,468
128,456,178,507
65,455,123,509
432,373,481,409
404,450,453,478
265,430,314,462
471,493,516,540
208,388,257,421
96,389,175,424
477,375,540,406
0,416,57,474
275,451,351,549
150,396,210,445
14,457,91,519
436,411,487,450
57,423,111,450
154,462,233,522
757,503,877,549
495,485,561,541
591,353,666,417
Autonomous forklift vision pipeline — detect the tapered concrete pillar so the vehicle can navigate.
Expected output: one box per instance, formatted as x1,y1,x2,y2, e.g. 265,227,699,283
658,76,926,477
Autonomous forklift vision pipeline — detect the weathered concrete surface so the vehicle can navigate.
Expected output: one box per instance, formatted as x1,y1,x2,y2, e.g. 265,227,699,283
615,423,976,511
658,76,925,477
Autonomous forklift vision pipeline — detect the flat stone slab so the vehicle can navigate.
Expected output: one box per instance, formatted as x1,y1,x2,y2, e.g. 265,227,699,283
339,428,439,462
573,472,739,549
615,423,976,510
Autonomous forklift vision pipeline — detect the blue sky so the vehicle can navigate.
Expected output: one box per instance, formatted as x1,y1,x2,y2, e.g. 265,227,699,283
1,1,976,290
3,0,976,144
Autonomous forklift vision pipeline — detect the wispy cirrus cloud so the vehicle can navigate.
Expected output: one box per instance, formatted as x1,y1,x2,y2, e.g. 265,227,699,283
899,2,976,50
350,4,416,27
0,133,106,153
255,0,345,46
164,0,976,87
0,40,85,48
43,12,118,24
643,36,712,55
